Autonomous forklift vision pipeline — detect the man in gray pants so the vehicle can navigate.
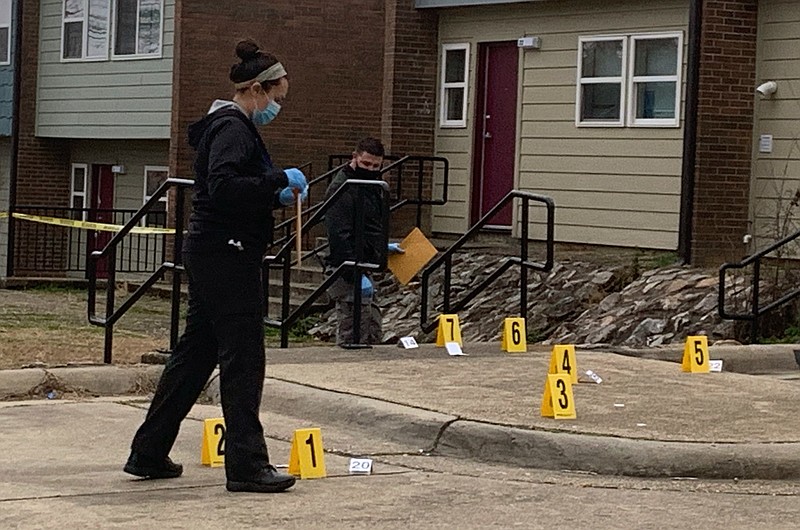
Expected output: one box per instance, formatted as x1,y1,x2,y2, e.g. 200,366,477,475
323,137,403,347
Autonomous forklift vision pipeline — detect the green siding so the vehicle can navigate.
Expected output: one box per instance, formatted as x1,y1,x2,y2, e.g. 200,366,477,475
36,0,174,139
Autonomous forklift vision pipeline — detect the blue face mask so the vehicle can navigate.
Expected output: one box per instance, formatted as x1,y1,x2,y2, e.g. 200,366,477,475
253,100,281,126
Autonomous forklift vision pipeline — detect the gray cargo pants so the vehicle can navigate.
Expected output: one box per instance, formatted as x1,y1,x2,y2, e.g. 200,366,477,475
328,275,383,346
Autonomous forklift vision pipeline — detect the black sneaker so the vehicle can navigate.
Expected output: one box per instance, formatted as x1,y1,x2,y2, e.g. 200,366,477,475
124,452,183,479
226,465,296,493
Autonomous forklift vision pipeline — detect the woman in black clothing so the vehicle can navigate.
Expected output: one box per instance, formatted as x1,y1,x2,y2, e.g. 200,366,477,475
123,39,307,494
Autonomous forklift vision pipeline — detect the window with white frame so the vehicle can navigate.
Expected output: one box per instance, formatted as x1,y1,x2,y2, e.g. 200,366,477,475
114,0,163,57
70,164,89,221
576,32,682,127
143,166,168,226
440,43,470,128
62,0,110,60
61,0,163,61
629,35,681,126
577,37,626,126
0,0,11,65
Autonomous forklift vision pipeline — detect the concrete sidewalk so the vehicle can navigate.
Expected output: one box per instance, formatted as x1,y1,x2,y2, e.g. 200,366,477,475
2,343,800,479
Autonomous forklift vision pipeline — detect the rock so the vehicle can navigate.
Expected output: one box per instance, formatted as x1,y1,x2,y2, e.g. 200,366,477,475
305,252,745,347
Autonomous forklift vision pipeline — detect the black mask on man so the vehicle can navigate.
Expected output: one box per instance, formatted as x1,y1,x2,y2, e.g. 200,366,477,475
353,166,382,180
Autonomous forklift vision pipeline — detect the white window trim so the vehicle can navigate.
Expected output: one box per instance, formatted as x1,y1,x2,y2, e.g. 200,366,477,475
111,0,165,60
0,26,10,66
575,35,627,128
60,0,165,62
576,32,683,128
439,42,470,128
70,163,89,221
60,0,111,62
0,0,11,66
627,32,683,128
142,165,169,226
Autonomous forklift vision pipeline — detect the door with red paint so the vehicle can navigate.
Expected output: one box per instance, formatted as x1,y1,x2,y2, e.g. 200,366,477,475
89,165,115,278
471,41,519,228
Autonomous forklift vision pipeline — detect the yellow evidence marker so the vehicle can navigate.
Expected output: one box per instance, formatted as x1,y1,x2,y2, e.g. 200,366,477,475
288,428,327,479
201,417,226,467
436,314,463,347
501,317,527,352
682,335,710,373
541,373,576,419
549,344,578,384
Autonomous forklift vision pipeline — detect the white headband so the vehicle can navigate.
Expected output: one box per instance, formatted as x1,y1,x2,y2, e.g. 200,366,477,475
234,62,287,90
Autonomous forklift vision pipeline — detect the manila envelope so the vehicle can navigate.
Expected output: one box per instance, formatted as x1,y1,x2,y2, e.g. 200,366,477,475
388,227,439,285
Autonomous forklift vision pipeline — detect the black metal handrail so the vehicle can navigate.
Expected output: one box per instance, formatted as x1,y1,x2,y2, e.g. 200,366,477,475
420,190,555,334
263,179,391,348
271,163,348,249
719,227,800,343
13,205,167,274
271,155,450,265
87,178,194,363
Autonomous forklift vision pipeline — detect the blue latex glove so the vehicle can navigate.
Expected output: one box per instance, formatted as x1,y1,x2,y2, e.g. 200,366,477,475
284,168,308,191
387,243,405,254
360,275,374,298
278,186,308,206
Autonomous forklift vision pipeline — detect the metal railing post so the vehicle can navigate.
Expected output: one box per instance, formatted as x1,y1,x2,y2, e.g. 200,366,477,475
416,158,424,228
520,196,530,326
444,255,452,314
169,186,186,352
751,259,761,344
281,252,291,348
103,247,117,364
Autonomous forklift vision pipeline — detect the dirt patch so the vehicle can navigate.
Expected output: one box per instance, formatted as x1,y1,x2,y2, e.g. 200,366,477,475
0,287,171,369
0,285,324,369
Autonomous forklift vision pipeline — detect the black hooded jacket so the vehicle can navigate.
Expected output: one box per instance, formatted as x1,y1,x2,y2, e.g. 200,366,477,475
185,105,288,255
323,165,386,276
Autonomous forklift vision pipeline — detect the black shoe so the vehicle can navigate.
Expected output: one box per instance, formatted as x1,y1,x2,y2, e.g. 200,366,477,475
124,452,183,479
226,465,296,493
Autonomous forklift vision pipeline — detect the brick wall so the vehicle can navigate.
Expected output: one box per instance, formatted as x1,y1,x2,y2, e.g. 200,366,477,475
691,0,759,266
170,0,439,240
13,0,70,275
381,0,438,235
170,0,386,190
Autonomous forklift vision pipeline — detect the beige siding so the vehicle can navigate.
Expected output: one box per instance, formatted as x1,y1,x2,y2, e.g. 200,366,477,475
433,0,689,248
36,0,175,139
66,139,170,276
750,0,800,252
0,138,9,277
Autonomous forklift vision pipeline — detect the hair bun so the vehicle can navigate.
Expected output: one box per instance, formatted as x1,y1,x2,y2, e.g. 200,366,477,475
235,39,261,62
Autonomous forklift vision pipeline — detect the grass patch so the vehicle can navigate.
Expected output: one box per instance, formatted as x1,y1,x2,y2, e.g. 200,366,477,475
265,315,321,342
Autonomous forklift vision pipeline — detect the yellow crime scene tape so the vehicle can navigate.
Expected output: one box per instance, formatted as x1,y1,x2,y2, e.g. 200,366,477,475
0,212,175,235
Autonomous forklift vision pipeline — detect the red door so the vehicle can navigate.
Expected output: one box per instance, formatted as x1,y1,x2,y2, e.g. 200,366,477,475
471,41,519,227
89,165,115,278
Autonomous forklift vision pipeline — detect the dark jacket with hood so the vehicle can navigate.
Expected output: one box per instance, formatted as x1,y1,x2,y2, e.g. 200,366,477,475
323,165,386,278
185,102,288,255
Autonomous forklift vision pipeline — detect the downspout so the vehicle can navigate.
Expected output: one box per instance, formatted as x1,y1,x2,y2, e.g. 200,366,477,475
678,0,702,264
6,0,23,277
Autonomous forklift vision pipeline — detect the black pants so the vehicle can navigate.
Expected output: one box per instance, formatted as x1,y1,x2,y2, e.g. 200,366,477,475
130,248,270,480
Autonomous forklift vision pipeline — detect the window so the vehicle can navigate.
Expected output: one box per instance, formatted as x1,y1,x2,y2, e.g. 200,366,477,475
629,35,681,126
113,0,163,57
143,166,168,226
61,0,163,61
576,32,682,128
70,164,88,221
62,0,110,60
0,0,11,65
440,43,470,128
577,37,626,126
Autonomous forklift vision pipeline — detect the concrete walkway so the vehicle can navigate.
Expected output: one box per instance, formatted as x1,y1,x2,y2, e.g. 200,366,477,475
2,343,800,479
